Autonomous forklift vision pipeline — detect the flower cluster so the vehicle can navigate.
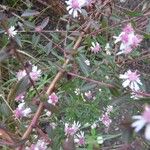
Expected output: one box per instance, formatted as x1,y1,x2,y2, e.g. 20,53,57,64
114,24,143,55
14,102,31,119
17,64,41,81
132,105,150,140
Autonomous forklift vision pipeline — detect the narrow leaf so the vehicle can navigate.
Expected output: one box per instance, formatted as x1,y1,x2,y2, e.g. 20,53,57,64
44,42,52,55
0,49,11,62
39,17,49,29
21,9,40,17
76,55,89,76
7,76,30,102
32,34,40,48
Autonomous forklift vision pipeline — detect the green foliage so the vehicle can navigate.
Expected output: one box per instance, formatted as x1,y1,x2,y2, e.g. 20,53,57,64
0,0,150,149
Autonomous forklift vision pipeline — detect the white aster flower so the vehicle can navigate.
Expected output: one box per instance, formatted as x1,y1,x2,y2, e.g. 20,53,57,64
105,43,111,55
6,26,17,38
74,88,80,95
132,106,150,140
119,70,142,91
84,59,90,66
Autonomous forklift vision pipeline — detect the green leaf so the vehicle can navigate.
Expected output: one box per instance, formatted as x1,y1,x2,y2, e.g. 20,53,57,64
135,97,150,104
109,86,120,97
38,17,49,29
102,133,121,141
21,9,40,17
76,55,89,76
91,129,96,136
32,34,40,48
0,102,10,117
50,33,59,43
44,42,52,55
126,11,143,17
14,36,22,47
144,33,150,39
23,20,35,29
81,83,97,91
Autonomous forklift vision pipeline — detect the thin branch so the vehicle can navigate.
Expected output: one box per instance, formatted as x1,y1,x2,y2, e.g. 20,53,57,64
67,72,114,88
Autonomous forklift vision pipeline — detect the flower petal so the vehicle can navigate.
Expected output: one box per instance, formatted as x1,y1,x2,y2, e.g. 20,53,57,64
132,119,146,132
122,79,130,88
145,124,150,140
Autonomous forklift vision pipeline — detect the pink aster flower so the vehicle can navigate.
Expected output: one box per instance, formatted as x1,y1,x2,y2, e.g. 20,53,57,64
113,24,143,55
17,70,27,81
65,0,87,18
35,26,43,32
119,70,142,91
16,65,41,81
74,131,85,146
84,91,92,100
131,34,143,48
100,113,112,127
64,121,81,136
15,93,25,102
25,139,48,150
132,105,150,140
47,92,58,106
29,65,41,81
5,26,17,38
123,23,134,34
14,102,31,119
90,42,101,53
